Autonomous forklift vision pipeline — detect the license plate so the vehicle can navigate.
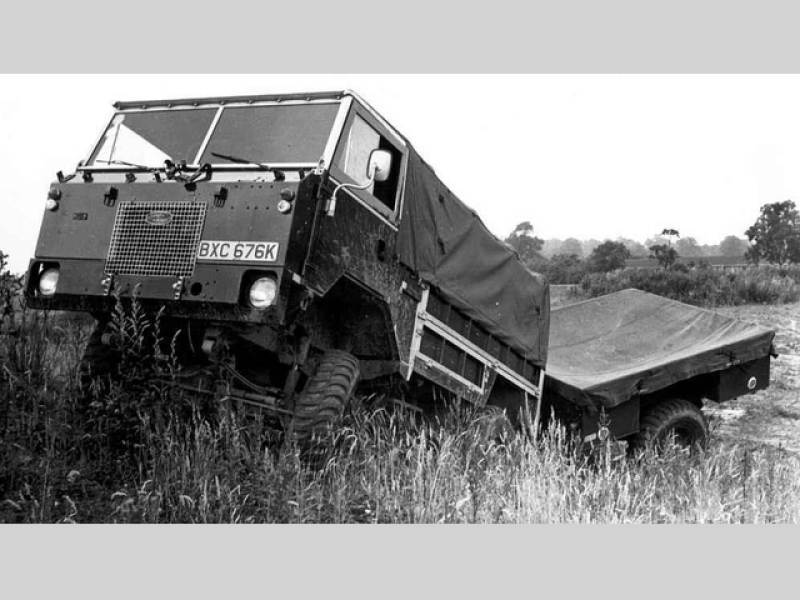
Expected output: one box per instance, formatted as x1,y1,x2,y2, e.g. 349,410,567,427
196,240,279,262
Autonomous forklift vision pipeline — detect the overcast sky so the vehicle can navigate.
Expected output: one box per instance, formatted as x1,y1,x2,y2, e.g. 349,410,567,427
3,74,800,273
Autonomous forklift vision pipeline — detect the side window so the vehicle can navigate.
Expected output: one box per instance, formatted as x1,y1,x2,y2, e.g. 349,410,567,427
334,114,402,211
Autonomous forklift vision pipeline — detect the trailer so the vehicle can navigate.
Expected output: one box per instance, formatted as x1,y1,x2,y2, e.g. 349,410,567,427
544,289,776,448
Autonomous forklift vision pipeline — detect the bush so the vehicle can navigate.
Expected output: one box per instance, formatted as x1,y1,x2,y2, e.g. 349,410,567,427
577,265,800,306
649,244,679,269
534,254,588,284
588,241,630,273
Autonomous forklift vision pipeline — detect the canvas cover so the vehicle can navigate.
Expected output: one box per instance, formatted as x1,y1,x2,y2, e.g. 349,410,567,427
397,148,550,366
545,289,776,409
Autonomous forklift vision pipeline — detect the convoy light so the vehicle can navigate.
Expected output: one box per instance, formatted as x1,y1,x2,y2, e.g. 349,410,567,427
248,276,277,309
38,268,59,296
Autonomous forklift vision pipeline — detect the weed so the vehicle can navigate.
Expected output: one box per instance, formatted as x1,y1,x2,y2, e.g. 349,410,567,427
2,257,799,523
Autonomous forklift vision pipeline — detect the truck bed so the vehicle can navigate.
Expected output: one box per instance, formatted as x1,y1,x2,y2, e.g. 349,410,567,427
545,289,775,409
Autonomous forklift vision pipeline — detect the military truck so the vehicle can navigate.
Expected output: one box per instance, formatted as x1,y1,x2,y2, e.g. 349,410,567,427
25,90,775,449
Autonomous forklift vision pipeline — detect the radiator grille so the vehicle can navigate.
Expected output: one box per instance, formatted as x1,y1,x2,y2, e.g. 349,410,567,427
105,201,207,277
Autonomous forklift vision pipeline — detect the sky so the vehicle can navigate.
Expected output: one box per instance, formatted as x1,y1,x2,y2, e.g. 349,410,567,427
3,74,800,273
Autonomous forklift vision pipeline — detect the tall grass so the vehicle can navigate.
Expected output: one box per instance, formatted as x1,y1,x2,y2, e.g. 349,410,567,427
2,303,800,523
576,265,800,306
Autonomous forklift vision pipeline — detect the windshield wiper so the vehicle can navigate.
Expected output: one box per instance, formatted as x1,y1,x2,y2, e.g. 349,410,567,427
211,152,285,180
95,159,164,182
96,159,157,170
211,152,270,169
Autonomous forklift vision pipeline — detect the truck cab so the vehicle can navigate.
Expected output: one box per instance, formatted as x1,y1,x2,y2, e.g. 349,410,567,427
27,91,550,441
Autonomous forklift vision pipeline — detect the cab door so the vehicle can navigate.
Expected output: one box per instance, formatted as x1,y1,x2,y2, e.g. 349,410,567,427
302,100,408,296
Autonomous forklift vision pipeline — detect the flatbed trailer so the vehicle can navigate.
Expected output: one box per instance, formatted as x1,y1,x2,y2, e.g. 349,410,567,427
543,289,776,446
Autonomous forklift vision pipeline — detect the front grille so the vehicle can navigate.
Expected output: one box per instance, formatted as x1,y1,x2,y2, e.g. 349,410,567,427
105,201,207,277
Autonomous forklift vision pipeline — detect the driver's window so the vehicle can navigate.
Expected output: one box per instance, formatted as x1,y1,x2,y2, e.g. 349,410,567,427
338,115,380,191
334,114,401,211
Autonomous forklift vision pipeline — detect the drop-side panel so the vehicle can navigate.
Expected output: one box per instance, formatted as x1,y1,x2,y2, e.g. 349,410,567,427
409,289,543,405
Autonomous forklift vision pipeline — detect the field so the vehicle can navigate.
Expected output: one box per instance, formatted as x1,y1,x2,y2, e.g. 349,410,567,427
1,293,800,523
709,303,800,452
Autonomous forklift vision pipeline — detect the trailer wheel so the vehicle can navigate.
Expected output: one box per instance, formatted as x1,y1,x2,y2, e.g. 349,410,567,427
632,398,708,452
78,322,120,402
289,350,360,444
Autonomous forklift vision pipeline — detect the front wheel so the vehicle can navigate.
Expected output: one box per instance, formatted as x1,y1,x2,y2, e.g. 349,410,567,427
288,350,360,444
631,398,708,452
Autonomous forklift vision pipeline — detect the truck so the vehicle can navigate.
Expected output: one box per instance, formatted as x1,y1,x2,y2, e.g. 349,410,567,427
25,90,776,449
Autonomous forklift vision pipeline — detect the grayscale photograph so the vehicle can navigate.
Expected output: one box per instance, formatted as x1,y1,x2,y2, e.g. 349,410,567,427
1,75,799,524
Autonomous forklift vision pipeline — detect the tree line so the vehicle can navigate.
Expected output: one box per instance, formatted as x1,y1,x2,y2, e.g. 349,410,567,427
531,232,750,261
506,200,800,281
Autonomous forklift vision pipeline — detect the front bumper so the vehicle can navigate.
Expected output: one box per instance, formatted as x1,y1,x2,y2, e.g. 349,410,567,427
25,257,291,325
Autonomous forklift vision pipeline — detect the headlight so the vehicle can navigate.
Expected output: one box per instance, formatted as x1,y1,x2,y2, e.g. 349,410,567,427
248,277,277,309
46,187,61,211
38,268,59,296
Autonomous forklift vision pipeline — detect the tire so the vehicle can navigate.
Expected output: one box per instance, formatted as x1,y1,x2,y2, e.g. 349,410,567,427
289,350,360,443
631,398,708,452
476,405,516,444
78,321,120,401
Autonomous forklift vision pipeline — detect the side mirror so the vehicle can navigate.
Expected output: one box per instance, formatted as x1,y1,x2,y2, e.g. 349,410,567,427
326,149,394,218
367,149,392,183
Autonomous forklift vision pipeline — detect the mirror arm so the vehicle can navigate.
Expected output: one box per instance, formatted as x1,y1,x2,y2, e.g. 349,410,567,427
326,172,377,217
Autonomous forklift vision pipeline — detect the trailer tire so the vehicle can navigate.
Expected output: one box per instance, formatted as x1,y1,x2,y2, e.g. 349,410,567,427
289,350,360,444
632,398,708,452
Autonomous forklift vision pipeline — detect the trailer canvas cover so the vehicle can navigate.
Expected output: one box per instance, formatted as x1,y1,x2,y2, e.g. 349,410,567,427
396,149,550,366
546,289,776,408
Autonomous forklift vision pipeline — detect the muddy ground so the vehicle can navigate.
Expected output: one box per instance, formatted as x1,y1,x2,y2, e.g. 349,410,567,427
551,286,800,453
710,303,800,452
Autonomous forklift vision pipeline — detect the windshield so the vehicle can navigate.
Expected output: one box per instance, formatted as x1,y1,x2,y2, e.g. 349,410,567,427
87,103,340,169
200,104,339,165
88,109,217,168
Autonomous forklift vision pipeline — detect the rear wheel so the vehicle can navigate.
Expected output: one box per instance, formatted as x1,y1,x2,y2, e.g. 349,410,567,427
289,350,360,444
631,398,708,452
476,405,516,444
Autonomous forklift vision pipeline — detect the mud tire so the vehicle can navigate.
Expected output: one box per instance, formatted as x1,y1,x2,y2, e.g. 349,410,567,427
631,398,708,452
476,405,516,445
289,350,360,444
